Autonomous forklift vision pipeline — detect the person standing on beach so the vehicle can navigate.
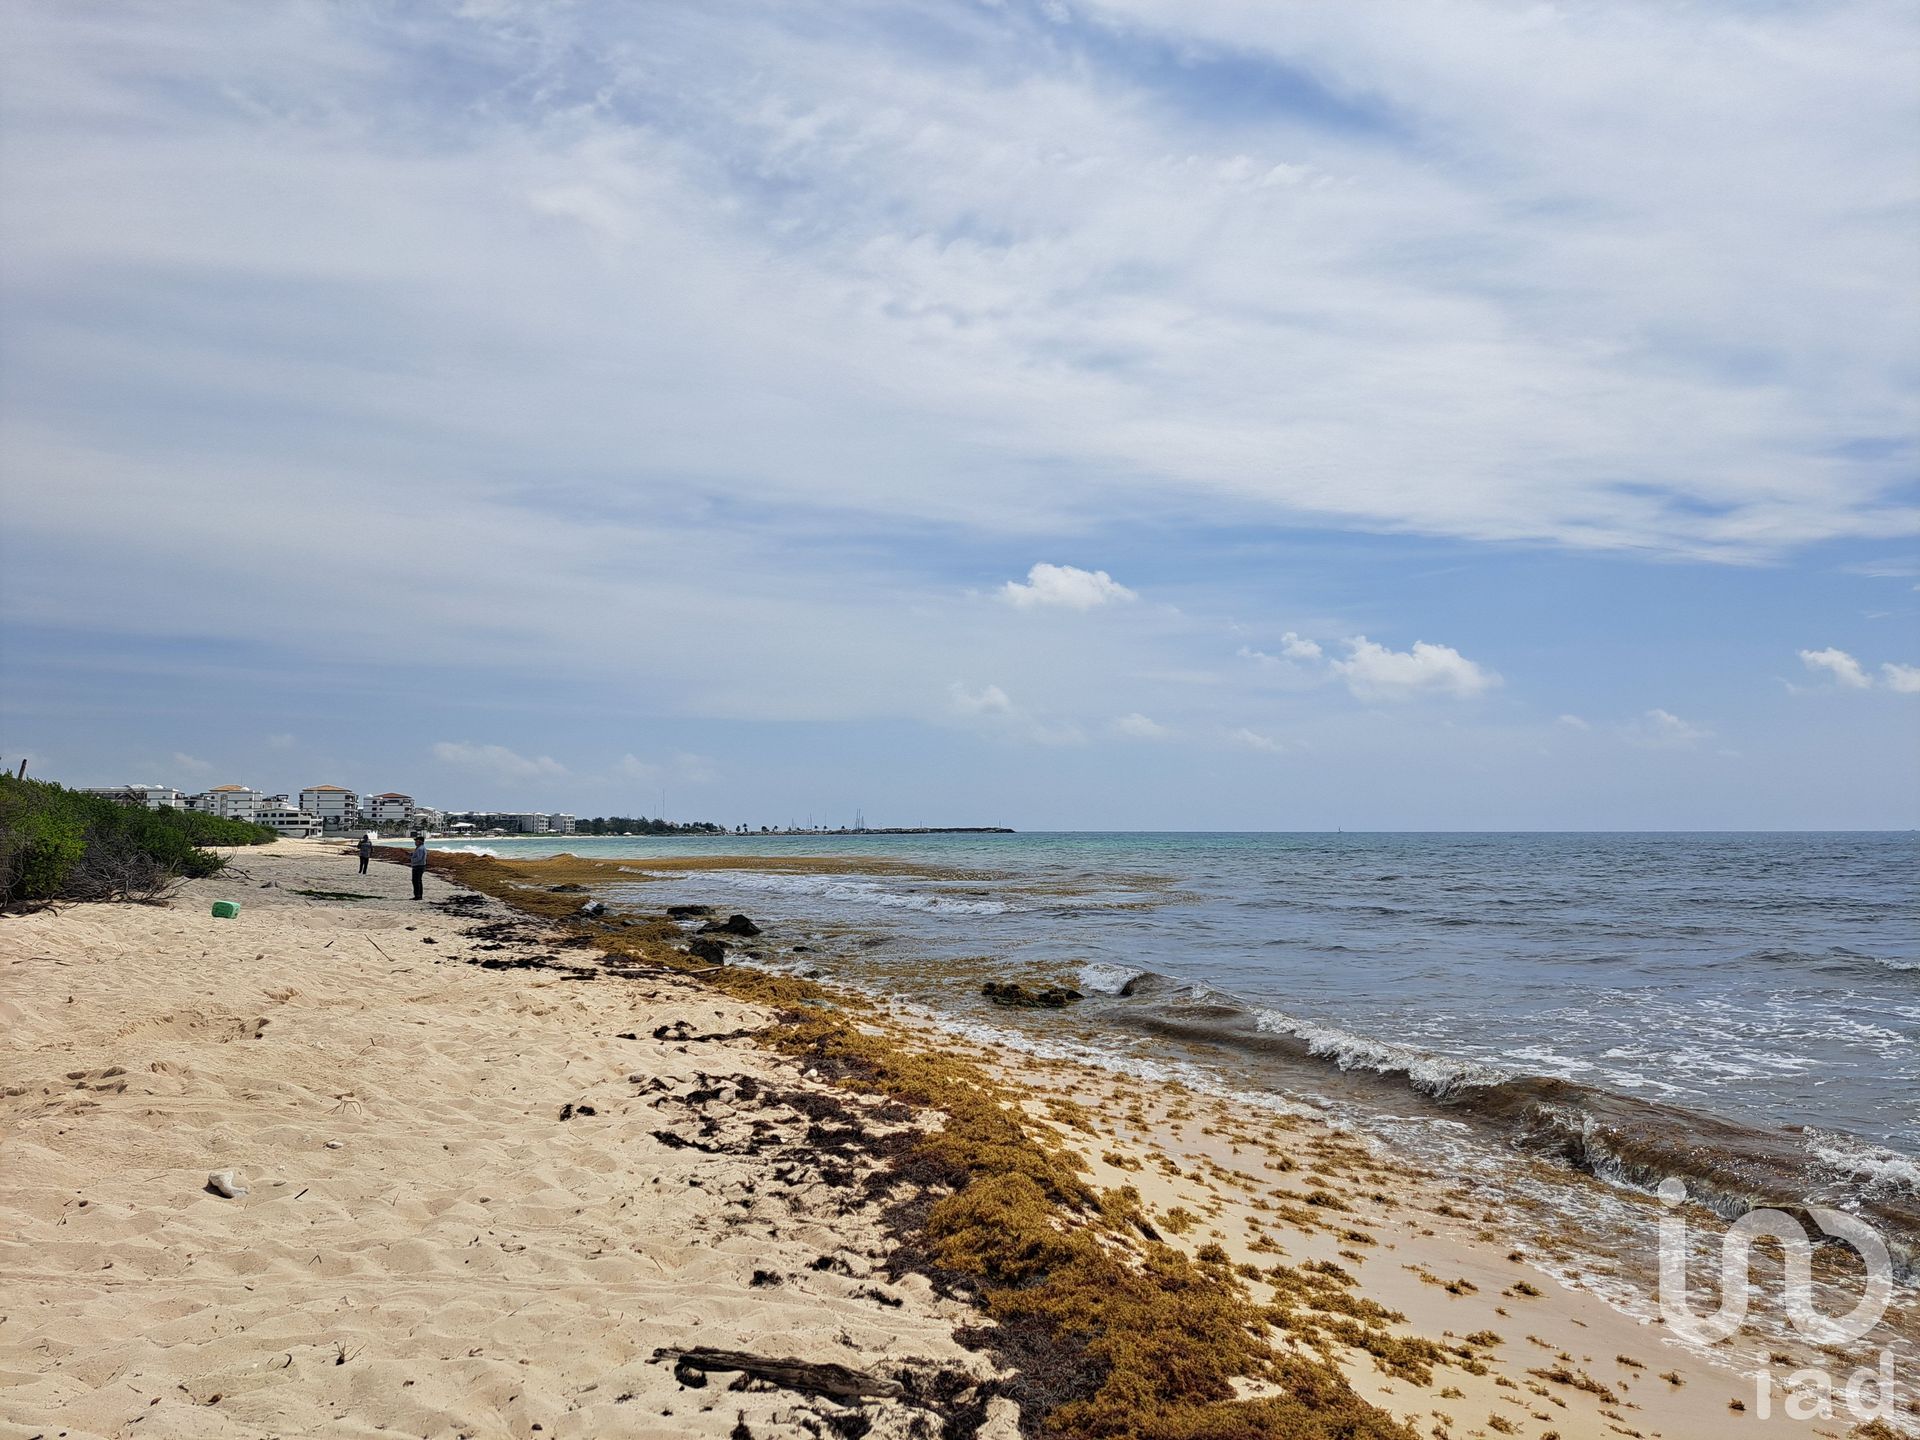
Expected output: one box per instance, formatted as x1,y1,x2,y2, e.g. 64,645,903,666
357,833,373,874
410,834,427,901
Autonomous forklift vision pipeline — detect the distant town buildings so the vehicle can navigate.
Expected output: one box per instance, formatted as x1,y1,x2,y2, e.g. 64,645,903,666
254,797,323,838
444,811,576,834
363,792,415,826
196,784,266,820
298,784,358,829
81,775,585,839
81,784,185,809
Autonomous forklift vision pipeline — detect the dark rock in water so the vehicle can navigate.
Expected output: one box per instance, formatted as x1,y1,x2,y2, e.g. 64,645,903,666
549,883,587,893
687,937,729,965
982,980,1083,1009
666,904,712,919
699,913,762,937
579,900,606,917
1118,975,1142,997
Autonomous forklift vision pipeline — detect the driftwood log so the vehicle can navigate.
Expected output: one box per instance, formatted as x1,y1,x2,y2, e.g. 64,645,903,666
651,1346,903,1401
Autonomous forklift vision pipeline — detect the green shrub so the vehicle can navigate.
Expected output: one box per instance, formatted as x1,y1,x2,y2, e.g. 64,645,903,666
0,776,274,909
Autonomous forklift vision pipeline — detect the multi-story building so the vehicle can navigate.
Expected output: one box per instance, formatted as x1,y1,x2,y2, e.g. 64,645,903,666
192,785,265,820
549,814,576,835
363,793,414,827
82,785,185,810
508,812,551,834
408,806,445,831
299,785,359,830
255,799,323,838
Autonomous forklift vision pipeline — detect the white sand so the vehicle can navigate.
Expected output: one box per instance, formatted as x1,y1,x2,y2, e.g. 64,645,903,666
2,839,1896,1438
0,842,999,1438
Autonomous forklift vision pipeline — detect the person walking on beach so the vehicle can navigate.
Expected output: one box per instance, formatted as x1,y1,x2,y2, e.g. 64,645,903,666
357,833,373,874
410,834,427,901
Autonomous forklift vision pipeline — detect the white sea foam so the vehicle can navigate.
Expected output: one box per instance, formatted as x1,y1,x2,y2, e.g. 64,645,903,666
438,846,498,857
713,870,1015,915
1076,962,1145,995
1251,1008,1511,1097
1805,1130,1920,1194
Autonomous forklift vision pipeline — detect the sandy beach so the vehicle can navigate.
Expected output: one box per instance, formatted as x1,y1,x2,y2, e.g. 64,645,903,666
0,840,1896,1438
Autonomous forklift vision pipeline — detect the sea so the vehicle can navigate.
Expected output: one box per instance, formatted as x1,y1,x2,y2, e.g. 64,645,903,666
437,831,1919,1324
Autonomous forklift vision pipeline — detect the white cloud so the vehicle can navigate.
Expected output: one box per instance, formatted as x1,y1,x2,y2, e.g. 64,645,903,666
1112,712,1170,740
949,682,1014,716
1228,727,1283,752
1331,637,1499,703
1881,662,1920,694
431,740,567,781
947,682,1084,745
1002,564,1136,611
1557,714,1590,730
171,751,213,775
1798,646,1872,688
1619,709,1711,749
1279,632,1323,661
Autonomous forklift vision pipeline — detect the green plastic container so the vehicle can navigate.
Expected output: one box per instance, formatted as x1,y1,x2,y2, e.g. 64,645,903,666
210,900,241,919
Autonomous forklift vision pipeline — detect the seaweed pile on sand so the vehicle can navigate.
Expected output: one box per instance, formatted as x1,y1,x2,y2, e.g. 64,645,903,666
416,848,1443,1439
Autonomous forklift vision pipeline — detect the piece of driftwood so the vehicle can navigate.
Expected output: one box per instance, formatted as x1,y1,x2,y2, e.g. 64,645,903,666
651,1346,902,1401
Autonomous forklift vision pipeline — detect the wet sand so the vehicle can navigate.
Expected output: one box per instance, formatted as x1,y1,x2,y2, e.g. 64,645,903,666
0,840,1896,1437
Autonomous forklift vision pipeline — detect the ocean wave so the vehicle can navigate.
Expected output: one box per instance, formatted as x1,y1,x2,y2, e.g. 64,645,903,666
438,845,499,857
1077,961,1146,995
713,870,1016,916
1100,980,1916,1273
1805,1131,1920,1196
1250,1007,1512,1097
1740,944,1916,975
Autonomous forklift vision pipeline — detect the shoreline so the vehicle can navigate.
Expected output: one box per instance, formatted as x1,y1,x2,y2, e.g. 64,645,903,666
1,838,1907,1437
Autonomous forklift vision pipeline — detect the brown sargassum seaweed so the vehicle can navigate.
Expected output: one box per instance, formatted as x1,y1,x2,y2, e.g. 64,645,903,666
416,849,1498,1439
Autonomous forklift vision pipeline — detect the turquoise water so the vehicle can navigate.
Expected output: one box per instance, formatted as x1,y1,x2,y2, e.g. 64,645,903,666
437,830,1919,1251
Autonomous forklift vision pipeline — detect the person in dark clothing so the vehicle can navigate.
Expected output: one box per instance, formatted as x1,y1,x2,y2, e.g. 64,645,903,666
357,833,373,874
410,835,427,900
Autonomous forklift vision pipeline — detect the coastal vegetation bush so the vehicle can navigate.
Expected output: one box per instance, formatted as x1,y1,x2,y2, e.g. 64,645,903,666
575,816,725,835
0,776,274,909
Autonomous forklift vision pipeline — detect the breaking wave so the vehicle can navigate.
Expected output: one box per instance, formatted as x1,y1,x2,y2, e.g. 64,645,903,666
1094,968,1918,1279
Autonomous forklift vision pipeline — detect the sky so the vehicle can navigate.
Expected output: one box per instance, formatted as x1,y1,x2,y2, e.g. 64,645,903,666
1,0,1916,830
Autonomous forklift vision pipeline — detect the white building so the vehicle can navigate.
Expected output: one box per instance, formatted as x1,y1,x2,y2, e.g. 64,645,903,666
83,785,185,810
408,806,445,831
363,792,414,827
299,785,359,830
549,813,576,835
508,813,551,833
192,785,265,820
255,799,322,838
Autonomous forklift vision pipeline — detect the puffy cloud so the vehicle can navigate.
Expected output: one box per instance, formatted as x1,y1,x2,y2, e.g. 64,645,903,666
1882,662,1920,694
1279,632,1323,661
1799,646,1872,688
1331,637,1499,703
949,682,1014,716
1619,709,1711,749
1002,564,1136,611
431,741,567,781
1228,727,1283,752
1112,712,1170,740
1238,635,1324,667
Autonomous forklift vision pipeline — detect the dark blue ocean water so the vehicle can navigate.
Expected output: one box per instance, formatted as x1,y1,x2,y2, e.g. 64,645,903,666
440,831,1919,1227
